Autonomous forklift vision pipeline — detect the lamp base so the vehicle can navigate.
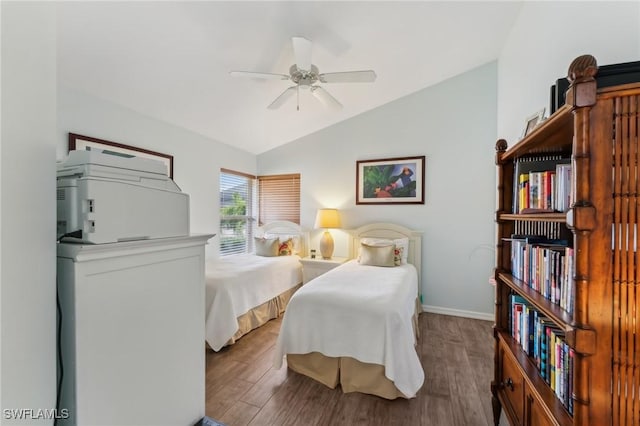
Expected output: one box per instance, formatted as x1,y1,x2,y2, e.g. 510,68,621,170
319,230,334,259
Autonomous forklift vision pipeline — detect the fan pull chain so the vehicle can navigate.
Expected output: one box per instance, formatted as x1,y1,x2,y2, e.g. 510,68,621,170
297,86,300,111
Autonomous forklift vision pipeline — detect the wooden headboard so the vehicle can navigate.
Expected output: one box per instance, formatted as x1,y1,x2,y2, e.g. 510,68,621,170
348,222,423,290
257,221,309,257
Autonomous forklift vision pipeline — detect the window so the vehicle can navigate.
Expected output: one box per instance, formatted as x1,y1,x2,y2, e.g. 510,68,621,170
258,173,300,225
219,169,257,256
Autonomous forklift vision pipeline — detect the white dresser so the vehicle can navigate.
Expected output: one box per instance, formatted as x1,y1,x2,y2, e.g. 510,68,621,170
56,234,213,426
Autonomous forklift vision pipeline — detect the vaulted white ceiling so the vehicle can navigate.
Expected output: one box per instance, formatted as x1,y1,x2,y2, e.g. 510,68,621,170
57,1,523,155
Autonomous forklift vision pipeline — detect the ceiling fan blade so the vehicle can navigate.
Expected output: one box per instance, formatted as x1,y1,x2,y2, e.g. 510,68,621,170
267,86,297,109
292,36,312,72
318,70,377,83
230,71,290,80
310,86,342,110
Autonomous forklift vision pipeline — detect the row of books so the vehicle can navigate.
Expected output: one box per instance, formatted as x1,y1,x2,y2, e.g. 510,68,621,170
512,155,572,214
510,294,574,415
507,235,575,314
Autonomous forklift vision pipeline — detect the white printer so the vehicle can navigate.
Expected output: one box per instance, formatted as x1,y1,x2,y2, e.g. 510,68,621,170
57,149,189,244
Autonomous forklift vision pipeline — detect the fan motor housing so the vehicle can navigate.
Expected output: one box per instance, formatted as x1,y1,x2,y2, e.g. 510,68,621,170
290,64,319,86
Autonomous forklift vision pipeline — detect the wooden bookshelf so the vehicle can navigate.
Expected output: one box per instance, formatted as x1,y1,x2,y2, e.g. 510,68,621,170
492,54,640,426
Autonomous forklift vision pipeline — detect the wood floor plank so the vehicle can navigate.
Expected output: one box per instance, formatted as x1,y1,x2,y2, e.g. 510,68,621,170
425,312,464,344
206,313,496,426
447,361,490,426
224,325,279,365
206,359,249,395
468,353,495,425
245,372,309,425
240,360,291,408
235,345,278,384
422,353,451,397
218,400,260,426
206,376,255,420
456,316,494,357
422,394,456,426
281,377,342,426
321,392,371,426
368,395,423,426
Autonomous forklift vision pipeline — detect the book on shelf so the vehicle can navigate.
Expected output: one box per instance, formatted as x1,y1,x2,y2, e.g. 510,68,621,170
536,316,554,374
568,347,575,415
512,155,571,214
555,163,572,212
504,235,574,314
509,295,574,415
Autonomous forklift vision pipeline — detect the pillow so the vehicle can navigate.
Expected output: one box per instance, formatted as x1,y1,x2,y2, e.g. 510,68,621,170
394,237,410,264
265,233,301,255
254,237,280,257
278,238,294,256
360,237,409,264
358,243,396,267
393,246,404,266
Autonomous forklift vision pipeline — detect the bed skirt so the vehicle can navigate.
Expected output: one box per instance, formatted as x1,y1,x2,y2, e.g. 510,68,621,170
284,298,422,400
207,283,301,351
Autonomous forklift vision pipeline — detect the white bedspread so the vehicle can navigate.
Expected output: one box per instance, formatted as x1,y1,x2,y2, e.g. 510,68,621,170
273,259,424,398
205,254,302,351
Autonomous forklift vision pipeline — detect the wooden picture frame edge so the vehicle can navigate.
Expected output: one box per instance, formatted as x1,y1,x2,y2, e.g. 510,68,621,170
68,133,174,179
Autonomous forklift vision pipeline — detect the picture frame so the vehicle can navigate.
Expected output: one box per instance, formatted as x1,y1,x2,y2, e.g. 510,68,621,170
68,133,174,178
522,108,546,138
356,156,425,205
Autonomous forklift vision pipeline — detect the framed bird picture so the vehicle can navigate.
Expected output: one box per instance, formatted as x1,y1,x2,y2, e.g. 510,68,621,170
356,156,425,205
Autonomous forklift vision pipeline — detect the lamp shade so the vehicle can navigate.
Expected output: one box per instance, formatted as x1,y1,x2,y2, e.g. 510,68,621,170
314,209,341,229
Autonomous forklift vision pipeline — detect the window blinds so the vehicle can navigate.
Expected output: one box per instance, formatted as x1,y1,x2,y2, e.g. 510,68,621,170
258,174,300,226
219,169,257,256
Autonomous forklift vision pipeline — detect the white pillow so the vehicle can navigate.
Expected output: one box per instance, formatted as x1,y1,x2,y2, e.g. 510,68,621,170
358,243,396,267
360,237,409,264
254,237,280,257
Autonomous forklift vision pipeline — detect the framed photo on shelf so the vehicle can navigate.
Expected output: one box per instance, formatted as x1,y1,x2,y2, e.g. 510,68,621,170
68,133,174,178
356,155,425,205
522,108,546,138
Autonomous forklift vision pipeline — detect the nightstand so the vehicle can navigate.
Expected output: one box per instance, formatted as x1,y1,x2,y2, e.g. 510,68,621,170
299,256,349,284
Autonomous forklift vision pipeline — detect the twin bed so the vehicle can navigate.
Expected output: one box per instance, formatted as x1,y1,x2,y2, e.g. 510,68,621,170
205,221,307,351
205,221,424,400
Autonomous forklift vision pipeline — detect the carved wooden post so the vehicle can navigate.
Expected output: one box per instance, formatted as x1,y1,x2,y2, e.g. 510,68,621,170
492,139,508,426
565,54,598,426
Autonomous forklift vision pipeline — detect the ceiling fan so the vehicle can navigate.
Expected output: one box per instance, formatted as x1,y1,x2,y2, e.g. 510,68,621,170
230,36,377,111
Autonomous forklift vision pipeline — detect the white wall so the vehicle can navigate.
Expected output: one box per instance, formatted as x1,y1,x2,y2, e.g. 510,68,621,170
1,3,57,424
57,86,256,259
498,1,640,143
258,62,499,319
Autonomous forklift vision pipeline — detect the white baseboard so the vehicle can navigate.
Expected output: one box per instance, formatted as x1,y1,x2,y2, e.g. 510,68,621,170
421,304,494,322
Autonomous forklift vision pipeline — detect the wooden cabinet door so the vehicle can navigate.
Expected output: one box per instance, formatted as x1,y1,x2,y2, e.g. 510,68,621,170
525,385,557,426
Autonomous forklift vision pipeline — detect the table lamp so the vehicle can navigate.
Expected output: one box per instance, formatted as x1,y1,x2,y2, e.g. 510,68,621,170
314,208,341,259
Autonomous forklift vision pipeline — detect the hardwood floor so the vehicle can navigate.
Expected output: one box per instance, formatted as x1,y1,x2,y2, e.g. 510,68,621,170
205,312,500,426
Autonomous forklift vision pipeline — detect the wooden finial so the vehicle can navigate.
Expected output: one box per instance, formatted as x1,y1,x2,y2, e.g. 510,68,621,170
495,139,508,152
567,54,598,83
